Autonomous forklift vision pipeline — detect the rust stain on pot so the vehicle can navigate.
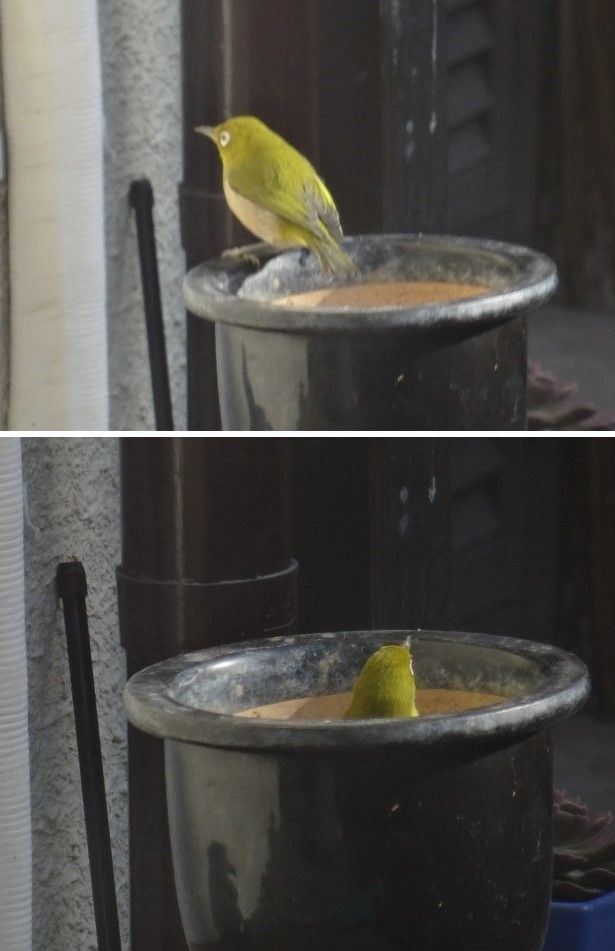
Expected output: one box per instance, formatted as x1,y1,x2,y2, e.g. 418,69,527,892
273,280,488,310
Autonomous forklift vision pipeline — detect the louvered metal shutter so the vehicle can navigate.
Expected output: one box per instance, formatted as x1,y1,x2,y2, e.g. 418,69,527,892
445,0,548,242
449,439,561,641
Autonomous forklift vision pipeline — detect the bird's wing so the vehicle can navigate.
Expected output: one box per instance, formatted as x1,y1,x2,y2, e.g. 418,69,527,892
309,177,345,244
227,153,343,244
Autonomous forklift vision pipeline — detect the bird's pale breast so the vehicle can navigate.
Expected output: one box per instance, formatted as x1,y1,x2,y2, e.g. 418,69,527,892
223,177,299,248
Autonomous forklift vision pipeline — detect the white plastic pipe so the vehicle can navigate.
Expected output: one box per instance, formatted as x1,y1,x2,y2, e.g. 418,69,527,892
0,438,31,951
1,0,108,430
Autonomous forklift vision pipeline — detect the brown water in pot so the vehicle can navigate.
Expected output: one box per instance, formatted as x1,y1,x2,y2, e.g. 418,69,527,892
238,687,504,720
274,280,488,310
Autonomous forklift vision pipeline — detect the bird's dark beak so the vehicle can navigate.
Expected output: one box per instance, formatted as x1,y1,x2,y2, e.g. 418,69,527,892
194,125,216,142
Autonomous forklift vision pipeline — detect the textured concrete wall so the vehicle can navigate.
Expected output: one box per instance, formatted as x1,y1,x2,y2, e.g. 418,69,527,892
23,438,128,950
101,0,186,430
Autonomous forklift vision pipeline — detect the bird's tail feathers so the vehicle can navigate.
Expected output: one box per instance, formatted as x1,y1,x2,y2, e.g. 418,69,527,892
313,238,358,279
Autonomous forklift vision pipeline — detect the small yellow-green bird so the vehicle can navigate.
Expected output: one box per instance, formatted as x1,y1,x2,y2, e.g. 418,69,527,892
344,644,420,719
196,115,356,277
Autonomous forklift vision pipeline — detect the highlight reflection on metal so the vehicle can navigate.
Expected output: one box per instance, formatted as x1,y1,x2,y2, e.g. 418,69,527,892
184,234,558,431
125,629,588,951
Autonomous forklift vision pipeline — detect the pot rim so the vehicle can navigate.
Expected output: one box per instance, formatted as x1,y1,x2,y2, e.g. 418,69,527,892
124,629,589,751
183,233,558,334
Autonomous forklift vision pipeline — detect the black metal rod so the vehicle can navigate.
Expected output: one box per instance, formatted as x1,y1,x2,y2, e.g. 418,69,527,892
57,561,122,951
128,178,174,431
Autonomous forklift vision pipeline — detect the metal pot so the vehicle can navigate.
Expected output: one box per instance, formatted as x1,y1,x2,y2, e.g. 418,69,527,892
183,235,557,430
125,629,588,951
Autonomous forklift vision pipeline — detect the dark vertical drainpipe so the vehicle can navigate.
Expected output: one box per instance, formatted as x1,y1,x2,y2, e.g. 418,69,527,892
290,438,372,634
118,437,297,951
380,0,448,231
180,3,226,430
314,0,384,234
372,2,451,630
180,0,319,430
369,439,452,630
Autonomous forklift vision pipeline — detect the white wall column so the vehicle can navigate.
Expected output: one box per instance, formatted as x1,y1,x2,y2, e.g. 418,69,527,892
1,0,108,430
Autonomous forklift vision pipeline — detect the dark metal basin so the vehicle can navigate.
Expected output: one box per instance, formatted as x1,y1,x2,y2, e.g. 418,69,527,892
183,234,557,430
125,629,588,950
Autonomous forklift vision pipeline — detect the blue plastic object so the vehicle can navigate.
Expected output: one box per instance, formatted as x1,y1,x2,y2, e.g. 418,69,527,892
543,892,615,951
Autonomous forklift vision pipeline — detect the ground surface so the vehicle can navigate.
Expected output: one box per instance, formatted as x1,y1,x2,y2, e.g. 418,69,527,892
528,305,615,420
552,714,615,815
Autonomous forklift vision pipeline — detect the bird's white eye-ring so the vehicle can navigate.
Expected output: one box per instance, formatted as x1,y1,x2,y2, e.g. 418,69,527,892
219,130,231,148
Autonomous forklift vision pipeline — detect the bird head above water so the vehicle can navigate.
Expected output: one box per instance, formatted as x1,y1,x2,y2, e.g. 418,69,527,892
195,116,280,170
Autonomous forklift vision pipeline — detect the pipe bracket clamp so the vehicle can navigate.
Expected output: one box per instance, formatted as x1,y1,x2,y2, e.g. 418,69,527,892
117,560,298,665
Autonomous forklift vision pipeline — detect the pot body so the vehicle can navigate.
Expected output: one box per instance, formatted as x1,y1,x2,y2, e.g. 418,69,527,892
126,629,589,951
166,730,551,951
214,316,527,430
